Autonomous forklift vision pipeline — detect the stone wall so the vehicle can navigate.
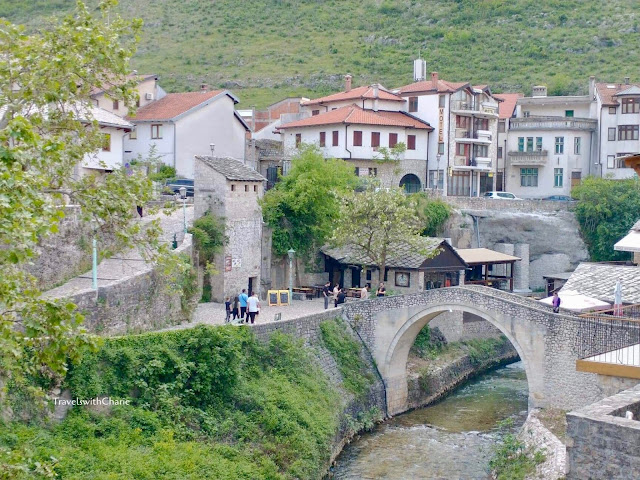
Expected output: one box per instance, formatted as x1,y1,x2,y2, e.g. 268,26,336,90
428,311,503,343
566,384,640,479
45,235,194,335
423,190,575,214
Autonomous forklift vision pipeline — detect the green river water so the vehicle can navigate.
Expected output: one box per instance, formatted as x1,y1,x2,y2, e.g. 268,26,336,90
332,361,528,480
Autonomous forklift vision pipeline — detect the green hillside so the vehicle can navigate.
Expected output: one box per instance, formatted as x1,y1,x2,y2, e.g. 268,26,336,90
2,0,639,108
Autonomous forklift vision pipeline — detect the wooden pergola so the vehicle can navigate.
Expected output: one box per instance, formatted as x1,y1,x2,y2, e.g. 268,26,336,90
623,153,640,176
455,248,521,292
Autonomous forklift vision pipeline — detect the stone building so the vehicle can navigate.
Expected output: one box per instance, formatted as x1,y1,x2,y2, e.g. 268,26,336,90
193,155,267,302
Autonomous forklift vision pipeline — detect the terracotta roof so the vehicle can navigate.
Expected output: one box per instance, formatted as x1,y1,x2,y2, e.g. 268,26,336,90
596,82,640,107
129,90,227,121
278,104,432,130
302,85,404,106
397,79,470,95
494,93,524,119
195,156,266,182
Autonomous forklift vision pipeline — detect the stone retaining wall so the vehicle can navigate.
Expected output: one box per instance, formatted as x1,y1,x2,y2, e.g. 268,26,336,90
422,190,574,213
566,384,640,479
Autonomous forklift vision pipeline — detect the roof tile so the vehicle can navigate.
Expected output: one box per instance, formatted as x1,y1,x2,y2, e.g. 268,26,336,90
302,85,404,106
596,82,640,107
130,90,226,121
195,156,266,182
494,93,524,119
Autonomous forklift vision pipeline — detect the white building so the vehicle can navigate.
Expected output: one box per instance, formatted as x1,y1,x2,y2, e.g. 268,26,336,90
505,85,598,198
494,93,523,191
595,79,640,179
396,68,501,197
124,89,249,179
91,73,166,117
277,103,433,191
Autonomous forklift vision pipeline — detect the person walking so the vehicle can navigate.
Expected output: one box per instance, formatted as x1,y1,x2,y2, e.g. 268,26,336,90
376,282,386,297
552,291,561,313
231,296,240,321
239,289,249,322
360,284,368,299
224,296,231,323
247,291,260,324
322,281,331,310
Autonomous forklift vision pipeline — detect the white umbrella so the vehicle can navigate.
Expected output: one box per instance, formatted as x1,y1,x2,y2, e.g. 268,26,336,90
614,280,623,316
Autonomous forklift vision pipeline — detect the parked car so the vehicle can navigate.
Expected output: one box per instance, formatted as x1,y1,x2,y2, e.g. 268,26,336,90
483,191,521,200
541,195,575,201
164,178,194,197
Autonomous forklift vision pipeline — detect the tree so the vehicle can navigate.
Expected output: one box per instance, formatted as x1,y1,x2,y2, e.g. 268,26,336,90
0,1,180,409
330,187,436,283
260,144,358,259
572,176,640,262
414,194,451,237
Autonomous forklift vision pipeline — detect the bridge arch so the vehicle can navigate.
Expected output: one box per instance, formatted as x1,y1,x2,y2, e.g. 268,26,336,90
382,302,538,415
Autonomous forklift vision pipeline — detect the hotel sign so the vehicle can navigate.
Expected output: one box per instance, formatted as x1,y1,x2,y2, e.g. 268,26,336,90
438,107,444,143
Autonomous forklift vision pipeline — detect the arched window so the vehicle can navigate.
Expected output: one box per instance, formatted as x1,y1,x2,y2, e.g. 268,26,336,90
399,174,421,194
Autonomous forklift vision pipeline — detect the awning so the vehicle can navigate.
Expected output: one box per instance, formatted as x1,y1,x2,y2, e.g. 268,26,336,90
455,247,521,265
539,289,611,312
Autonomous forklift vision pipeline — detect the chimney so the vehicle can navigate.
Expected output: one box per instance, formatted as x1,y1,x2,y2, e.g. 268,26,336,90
200,83,209,92
344,74,352,92
372,83,379,111
431,72,439,87
589,76,596,99
625,76,630,85
532,85,547,97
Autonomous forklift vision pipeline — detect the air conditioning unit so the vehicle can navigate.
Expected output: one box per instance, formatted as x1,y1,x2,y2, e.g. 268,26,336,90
145,93,154,100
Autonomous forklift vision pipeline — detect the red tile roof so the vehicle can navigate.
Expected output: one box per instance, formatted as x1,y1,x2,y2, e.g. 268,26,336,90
278,104,432,130
302,85,404,106
397,78,470,95
494,93,524,119
596,82,640,106
129,90,227,121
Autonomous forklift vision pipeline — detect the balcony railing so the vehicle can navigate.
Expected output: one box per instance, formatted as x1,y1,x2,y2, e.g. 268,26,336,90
453,156,492,168
452,100,499,116
508,150,549,166
510,116,597,131
454,129,492,142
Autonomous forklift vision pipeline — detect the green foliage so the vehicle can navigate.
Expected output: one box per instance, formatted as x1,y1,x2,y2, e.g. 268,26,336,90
319,318,375,397
490,421,546,480
150,165,176,183
1,327,342,479
260,145,357,258
190,212,227,266
415,194,452,237
572,176,640,261
411,325,448,359
464,336,510,365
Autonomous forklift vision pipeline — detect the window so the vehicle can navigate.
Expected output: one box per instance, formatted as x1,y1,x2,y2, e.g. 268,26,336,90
497,146,503,159
332,130,339,146
407,134,416,150
409,96,418,112
617,155,631,168
319,131,326,147
565,110,574,117
622,98,640,114
607,155,615,169
456,143,466,156
112,100,119,110
354,167,360,176
536,137,543,152
473,144,488,158
389,133,398,147
526,137,534,152
520,168,538,187
151,124,162,139
101,133,111,151
518,137,525,152
353,130,362,146
129,129,137,140
438,142,445,154
523,111,530,118
439,95,446,108
618,125,639,140
371,132,380,148
554,168,563,187
231,184,236,191
368,167,377,176
555,137,564,154
498,120,505,133
253,185,257,192
609,106,617,114
245,185,249,192
608,127,616,141
312,109,320,116
456,115,470,128
295,133,302,147
574,137,581,155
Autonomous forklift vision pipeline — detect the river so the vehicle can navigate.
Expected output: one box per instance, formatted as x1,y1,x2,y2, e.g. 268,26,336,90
332,361,528,480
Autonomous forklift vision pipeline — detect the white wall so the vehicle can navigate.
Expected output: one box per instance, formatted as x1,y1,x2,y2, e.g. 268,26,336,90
82,126,129,173
94,77,162,117
598,103,639,179
124,121,176,171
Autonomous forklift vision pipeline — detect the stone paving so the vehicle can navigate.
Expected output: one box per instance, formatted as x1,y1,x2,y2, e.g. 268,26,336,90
44,205,194,299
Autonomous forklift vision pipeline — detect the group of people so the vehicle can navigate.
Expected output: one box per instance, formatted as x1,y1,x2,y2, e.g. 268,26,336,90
225,289,260,324
322,281,387,309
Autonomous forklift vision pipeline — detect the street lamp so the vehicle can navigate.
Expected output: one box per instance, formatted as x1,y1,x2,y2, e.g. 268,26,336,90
435,153,442,190
287,248,295,304
209,143,215,156
179,186,187,233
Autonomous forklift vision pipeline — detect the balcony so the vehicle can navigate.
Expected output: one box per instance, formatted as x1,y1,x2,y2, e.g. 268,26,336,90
452,100,499,118
508,150,549,166
510,116,597,131
453,156,492,170
454,129,492,144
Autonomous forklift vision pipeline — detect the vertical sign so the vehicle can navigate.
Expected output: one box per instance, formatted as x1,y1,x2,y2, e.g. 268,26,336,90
438,107,444,143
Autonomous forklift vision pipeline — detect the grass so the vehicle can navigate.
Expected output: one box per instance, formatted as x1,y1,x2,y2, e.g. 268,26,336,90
490,420,546,480
2,0,640,108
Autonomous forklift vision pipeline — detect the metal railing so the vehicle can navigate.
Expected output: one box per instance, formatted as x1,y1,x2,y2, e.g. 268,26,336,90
576,304,640,366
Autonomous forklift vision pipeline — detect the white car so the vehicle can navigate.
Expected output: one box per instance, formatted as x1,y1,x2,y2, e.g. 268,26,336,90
483,191,521,200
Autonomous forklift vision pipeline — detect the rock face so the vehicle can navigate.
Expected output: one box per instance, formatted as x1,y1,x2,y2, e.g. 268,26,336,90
444,209,588,289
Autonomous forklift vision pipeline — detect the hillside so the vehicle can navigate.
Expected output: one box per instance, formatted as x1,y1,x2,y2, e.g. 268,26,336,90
2,0,639,108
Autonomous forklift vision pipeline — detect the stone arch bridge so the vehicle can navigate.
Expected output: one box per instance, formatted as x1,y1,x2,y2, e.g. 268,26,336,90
340,285,637,416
